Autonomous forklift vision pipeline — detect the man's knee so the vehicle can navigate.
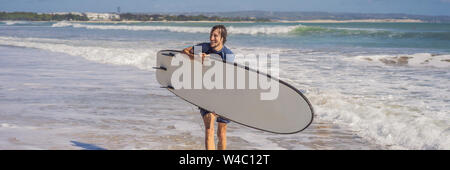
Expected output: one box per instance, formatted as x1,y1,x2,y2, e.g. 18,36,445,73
217,123,227,136
203,113,216,130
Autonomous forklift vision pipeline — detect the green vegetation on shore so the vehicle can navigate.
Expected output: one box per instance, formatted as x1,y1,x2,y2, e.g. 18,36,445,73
3,11,447,23
0,11,270,22
119,13,270,22
0,12,89,21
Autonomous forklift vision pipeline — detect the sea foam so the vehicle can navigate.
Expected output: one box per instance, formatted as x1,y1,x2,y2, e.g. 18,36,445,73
0,36,159,71
353,53,450,68
51,21,301,35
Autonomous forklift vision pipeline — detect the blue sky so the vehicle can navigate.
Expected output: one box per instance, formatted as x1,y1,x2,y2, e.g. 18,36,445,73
1,0,450,16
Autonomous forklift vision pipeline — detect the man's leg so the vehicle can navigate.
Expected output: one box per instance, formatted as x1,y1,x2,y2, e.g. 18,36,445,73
203,113,216,150
217,122,227,150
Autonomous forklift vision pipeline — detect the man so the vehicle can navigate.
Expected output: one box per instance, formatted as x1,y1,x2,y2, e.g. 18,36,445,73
182,25,234,150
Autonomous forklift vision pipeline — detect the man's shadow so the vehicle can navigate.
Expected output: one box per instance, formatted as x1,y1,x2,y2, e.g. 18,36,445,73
70,141,107,150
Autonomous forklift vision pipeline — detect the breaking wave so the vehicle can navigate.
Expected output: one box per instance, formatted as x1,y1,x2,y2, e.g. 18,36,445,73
353,53,450,68
51,21,300,35
50,21,450,40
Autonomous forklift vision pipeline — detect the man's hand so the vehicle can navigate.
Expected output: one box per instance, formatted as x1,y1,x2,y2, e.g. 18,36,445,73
182,46,209,64
201,53,209,64
182,46,195,59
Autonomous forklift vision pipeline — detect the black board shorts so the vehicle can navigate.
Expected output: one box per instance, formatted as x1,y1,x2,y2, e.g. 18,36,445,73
199,107,231,124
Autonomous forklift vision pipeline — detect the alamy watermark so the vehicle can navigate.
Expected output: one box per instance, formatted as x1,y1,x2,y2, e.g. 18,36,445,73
170,46,280,100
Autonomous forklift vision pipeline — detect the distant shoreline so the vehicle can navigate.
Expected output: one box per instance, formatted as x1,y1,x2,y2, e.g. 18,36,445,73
2,11,448,23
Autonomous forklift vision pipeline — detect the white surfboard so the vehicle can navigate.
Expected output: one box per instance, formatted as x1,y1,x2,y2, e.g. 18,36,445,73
155,50,314,134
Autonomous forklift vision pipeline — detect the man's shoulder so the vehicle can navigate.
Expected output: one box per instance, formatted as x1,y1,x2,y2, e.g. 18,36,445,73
193,42,211,52
223,46,233,54
195,42,210,47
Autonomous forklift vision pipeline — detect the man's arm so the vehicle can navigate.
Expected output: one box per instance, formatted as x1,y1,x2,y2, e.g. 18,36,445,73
182,46,209,63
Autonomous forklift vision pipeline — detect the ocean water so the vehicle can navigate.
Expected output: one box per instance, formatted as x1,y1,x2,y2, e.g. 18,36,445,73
0,21,449,149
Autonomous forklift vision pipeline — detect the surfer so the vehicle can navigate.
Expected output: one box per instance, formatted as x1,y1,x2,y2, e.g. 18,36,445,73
182,25,234,150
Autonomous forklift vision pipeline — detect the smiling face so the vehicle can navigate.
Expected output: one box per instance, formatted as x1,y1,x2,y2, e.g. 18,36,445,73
209,28,223,49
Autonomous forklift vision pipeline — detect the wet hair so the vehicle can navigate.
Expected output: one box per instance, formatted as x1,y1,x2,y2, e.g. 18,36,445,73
211,25,227,44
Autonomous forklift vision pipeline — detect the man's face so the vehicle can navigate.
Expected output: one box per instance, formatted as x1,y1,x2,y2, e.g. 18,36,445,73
210,29,223,48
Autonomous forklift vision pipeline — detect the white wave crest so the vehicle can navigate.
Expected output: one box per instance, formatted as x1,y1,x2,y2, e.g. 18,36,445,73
0,36,158,71
353,53,450,68
227,25,300,35
2,21,30,25
308,89,450,150
51,21,301,35
51,21,74,27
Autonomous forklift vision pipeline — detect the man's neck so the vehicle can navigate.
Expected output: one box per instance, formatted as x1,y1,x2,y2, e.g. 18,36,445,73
212,44,224,52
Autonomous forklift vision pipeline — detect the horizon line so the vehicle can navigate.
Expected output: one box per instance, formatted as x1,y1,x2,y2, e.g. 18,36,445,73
1,10,450,17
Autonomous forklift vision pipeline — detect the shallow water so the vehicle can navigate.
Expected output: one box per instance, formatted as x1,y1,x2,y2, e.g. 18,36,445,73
0,46,383,150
